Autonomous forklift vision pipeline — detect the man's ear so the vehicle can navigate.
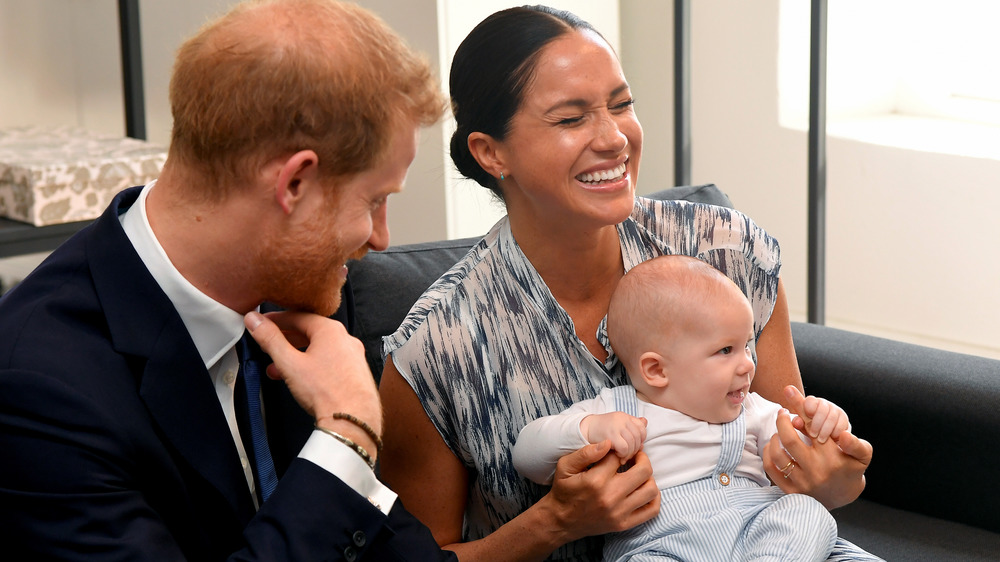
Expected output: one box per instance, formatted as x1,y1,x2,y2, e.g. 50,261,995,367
467,132,505,181
273,150,320,215
638,351,670,389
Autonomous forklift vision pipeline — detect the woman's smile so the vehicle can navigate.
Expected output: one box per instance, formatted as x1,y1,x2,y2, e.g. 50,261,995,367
576,159,628,185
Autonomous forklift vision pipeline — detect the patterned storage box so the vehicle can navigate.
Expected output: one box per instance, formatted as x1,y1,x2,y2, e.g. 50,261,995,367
0,126,166,226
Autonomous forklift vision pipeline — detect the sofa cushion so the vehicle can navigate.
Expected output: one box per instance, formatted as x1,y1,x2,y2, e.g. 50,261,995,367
832,498,1000,561
792,321,1000,535
348,184,733,381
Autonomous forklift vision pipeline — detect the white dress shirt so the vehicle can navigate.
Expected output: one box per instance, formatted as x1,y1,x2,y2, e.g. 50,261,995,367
120,181,396,514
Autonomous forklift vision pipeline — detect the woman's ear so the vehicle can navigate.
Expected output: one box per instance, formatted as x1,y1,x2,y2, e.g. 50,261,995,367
467,132,505,181
273,150,320,215
638,351,669,389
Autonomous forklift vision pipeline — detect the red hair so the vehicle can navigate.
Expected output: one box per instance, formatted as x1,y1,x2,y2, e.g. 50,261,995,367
168,0,445,197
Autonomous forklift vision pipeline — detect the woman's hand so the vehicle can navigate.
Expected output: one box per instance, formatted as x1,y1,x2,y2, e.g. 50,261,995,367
541,442,660,543
763,387,872,509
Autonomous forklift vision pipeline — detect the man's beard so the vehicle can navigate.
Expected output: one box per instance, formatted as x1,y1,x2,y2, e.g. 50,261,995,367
253,222,368,317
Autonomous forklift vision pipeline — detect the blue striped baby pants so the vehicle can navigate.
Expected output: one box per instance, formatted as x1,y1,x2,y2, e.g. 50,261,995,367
602,386,836,562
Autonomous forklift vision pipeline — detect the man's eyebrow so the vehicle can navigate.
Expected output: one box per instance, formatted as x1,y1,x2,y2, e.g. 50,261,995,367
542,83,631,115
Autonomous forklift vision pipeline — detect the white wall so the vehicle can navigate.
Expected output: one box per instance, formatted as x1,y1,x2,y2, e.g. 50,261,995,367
1,0,997,359
0,1,123,136
618,1,674,199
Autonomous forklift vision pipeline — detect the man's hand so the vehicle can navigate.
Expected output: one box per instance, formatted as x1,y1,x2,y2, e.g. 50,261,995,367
245,310,382,451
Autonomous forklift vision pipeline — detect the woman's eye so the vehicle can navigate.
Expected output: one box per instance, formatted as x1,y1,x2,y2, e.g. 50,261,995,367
558,116,584,126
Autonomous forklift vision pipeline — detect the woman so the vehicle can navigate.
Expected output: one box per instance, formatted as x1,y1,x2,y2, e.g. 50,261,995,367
379,6,875,561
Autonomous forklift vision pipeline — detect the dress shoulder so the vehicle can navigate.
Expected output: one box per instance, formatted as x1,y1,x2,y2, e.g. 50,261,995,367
382,223,501,357
629,196,781,275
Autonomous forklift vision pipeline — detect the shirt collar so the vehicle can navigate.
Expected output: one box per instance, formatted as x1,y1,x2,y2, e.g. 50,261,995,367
120,181,245,369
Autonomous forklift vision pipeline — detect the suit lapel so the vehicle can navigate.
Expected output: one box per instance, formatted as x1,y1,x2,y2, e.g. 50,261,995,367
139,323,257,521
86,188,256,523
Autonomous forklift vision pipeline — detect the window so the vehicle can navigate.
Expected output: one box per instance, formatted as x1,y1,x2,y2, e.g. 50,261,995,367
779,0,1000,159
894,1,1000,127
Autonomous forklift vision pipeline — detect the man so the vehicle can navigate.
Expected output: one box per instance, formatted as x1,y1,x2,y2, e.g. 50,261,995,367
0,1,454,559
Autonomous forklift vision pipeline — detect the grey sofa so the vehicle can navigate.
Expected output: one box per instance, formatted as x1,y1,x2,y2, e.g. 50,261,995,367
348,185,1000,561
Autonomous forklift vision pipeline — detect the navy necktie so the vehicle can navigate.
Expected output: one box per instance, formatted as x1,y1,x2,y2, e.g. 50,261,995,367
239,333,278,502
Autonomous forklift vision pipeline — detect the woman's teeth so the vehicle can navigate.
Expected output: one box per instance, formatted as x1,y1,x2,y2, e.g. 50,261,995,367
577,162,626,183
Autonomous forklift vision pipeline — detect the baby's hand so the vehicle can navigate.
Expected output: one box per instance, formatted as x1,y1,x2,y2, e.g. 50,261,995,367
796,395,849,444
580,412,647,463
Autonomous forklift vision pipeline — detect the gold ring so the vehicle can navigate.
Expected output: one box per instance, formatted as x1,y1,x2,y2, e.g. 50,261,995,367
780,460,796,478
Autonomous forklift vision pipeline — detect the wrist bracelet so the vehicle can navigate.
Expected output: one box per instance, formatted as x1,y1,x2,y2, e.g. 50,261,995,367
316,412,383,454
315,425,376,470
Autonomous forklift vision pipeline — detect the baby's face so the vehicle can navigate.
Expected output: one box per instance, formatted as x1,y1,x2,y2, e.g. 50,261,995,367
658,293,756,423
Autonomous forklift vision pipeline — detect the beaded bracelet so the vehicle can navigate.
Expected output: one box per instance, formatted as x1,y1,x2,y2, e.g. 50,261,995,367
315,425,376,470
316,412,383,454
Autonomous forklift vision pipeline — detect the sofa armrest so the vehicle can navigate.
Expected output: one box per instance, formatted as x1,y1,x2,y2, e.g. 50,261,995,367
791,321,1000,534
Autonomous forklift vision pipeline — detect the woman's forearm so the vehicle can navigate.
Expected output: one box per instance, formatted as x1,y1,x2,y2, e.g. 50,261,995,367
439,498,572,562
443,444,661,561
753,279,804,406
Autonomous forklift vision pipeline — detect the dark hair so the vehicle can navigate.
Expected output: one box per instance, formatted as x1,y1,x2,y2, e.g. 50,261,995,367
448,5,600,199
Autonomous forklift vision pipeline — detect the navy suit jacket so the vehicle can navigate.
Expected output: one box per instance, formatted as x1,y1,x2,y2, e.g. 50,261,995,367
0,187,454,561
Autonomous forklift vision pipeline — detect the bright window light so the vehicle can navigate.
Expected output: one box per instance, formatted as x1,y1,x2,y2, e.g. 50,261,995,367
894,0,1000,127
779,0,1000,155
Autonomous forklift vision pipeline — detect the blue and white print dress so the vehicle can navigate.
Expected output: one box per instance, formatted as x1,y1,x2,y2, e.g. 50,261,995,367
384,197,781,560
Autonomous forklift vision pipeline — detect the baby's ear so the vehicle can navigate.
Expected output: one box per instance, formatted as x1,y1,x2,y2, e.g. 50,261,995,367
638,351,669,388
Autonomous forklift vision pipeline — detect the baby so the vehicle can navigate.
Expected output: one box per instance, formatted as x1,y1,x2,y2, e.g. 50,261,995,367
513,255,851,561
